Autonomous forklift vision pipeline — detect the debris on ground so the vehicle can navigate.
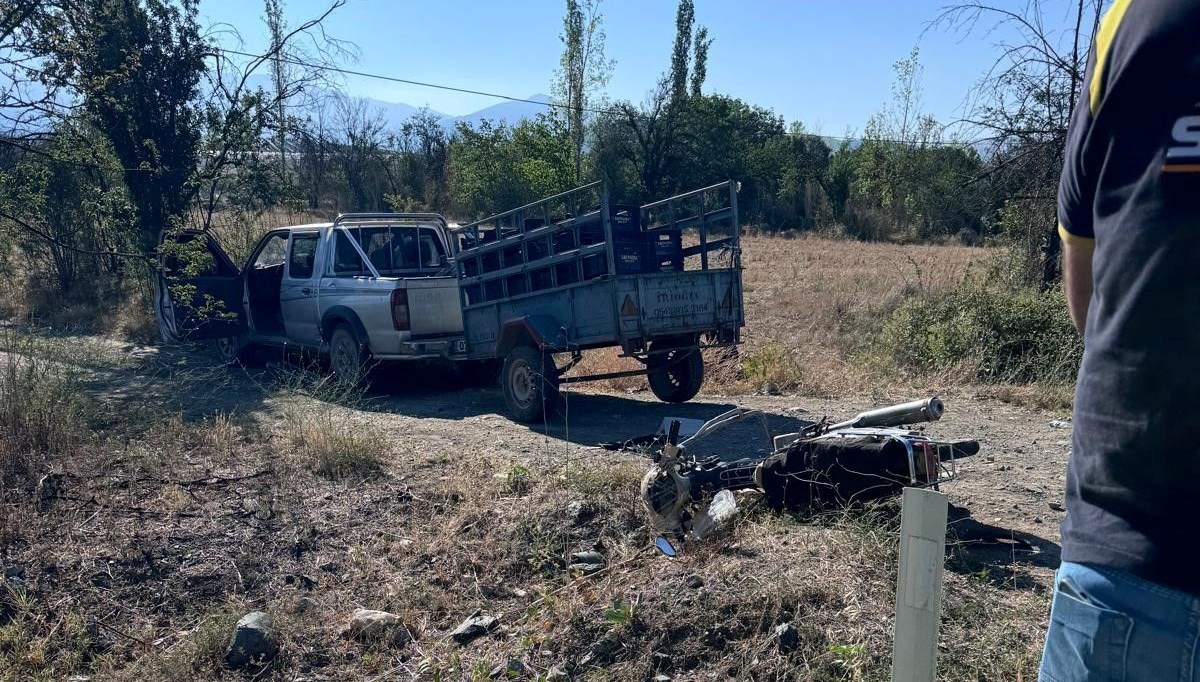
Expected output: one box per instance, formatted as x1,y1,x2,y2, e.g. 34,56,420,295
489,658,526,678
567,549,605,574
451,613,499,645
773,622,799,653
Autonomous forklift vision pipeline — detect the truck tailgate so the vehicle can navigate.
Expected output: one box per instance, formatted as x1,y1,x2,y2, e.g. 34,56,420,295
618,270,743,337
405,277,464,337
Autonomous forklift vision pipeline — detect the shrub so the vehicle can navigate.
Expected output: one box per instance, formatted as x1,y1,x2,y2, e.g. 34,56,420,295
0,334,95,487
872,281,1082,384
286,409,385,479
741,343,804,391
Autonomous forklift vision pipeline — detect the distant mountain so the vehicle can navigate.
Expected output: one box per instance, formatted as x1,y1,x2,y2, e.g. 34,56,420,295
245,75,551,132
452,94,554,128
364,97,448,130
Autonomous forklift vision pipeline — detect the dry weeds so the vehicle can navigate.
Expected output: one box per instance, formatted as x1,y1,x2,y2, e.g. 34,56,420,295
571,234,990,398
0,234,1060,681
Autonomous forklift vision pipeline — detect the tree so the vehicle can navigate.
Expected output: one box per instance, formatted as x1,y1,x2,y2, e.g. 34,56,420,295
395,107,449,211
669,0,694,103
603,78,685,199
264,0,288,180
334,95,387,211
193,0,348,230
690,25,711,97
295,95,335,210
0,119,135,292
449,116,571,219
841,48,988,241
555,0,612,184
48,0,207,252
595,0,712,200
933,0,1103,285
0,1,70,138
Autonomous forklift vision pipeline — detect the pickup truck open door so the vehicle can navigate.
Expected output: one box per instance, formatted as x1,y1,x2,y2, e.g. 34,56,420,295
154,230,247,343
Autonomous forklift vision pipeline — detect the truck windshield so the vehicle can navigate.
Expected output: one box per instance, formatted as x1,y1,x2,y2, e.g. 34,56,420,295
336,226,445,276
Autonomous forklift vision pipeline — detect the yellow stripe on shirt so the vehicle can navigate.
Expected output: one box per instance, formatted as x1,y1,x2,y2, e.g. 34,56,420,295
1059,223,1095,245
1090,0,1134,113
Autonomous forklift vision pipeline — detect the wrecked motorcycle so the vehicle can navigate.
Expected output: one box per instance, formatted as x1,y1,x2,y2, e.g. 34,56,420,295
639,398,980,539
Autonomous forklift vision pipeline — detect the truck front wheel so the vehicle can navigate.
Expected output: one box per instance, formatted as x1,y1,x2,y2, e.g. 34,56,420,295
647,346,704,403
502,345,560,422
214,335,258,367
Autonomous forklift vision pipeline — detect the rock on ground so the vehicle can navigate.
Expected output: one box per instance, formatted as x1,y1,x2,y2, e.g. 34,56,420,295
224,611,279,669
345,608,410,644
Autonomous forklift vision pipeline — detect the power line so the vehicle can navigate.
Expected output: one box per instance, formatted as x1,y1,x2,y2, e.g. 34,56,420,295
217,47,974,148
219,48,616,116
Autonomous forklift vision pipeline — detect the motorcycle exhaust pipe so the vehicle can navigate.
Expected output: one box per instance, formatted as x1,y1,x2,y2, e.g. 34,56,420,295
825,397,944,432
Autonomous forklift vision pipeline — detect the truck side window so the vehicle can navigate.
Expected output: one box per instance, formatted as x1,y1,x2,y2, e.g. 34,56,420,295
333,230,366,276
254,233,288,269
288,234,318,279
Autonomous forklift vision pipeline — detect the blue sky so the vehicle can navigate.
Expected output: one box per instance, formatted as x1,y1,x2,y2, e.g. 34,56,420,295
202,0,1085,135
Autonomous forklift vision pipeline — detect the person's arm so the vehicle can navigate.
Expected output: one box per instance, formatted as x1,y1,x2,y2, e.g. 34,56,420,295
1061,230,1095,335
1056,19,1100,336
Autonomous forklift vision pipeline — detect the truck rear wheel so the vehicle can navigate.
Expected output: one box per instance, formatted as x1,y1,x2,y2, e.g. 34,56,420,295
647,346,704,403
502,345,560,422
329,324,369,384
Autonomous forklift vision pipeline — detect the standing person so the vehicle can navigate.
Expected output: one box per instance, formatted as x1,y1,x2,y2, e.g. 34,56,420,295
1041,0,1200,680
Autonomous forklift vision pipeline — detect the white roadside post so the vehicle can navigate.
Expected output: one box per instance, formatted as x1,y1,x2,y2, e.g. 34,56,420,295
891,487,949,682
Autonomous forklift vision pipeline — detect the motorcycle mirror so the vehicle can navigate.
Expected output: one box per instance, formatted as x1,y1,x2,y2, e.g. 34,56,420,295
654,536,678,558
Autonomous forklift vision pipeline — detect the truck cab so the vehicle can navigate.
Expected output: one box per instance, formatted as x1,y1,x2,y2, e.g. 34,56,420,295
156,213,466,378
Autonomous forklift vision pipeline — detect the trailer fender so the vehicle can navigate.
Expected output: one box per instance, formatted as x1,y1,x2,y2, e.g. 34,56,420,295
496,315,567,356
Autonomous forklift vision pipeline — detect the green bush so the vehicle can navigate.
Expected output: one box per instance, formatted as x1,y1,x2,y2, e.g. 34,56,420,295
0,333,96,487
873,282,1082,384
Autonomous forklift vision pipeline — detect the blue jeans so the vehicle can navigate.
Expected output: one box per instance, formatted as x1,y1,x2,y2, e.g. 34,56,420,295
1040,561,1200,682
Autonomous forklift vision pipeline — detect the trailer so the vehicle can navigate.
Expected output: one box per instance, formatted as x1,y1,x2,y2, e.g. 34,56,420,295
453,180,745,421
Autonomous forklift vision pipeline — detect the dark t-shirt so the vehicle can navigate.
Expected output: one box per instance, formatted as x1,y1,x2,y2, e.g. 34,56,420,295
1058,0,1200,595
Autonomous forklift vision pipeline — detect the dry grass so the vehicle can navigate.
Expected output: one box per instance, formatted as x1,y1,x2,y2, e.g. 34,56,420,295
571,234,989,398
0,332,101,493
0,233,1061,681
0,335,1049,682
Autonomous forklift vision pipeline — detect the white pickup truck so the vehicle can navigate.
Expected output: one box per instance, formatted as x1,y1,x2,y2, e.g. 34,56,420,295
157,182,745,422
156,213,476,380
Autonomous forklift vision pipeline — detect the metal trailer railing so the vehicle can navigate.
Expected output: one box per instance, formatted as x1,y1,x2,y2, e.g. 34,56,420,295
450,180,741,313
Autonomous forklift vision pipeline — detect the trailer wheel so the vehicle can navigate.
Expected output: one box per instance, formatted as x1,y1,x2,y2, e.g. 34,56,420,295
502,345,560,422
647,346,704,403
329,324,369,384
